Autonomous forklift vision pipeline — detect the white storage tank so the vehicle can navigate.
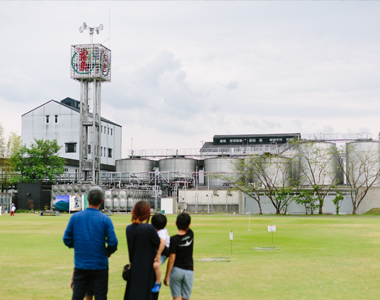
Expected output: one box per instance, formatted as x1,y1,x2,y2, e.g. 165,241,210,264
116,158,154,183
204,157,238,187
295,141,342,186
262,155,292,187
346,141,380,187
159,158,196,181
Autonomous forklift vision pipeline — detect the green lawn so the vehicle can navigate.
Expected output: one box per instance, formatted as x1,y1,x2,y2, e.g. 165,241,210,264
1,213,380,299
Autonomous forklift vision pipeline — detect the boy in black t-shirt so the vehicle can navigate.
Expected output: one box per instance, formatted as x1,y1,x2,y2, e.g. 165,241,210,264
164,213,194,300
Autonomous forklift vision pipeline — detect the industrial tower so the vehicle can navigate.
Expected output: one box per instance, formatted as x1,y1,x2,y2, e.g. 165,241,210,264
70,22,111,184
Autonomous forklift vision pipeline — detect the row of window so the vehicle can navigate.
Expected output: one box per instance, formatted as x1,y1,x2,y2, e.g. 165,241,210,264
219,137,293,144
101,125,113,136
65,143,112,158
46,116,114,138
46,115,58,123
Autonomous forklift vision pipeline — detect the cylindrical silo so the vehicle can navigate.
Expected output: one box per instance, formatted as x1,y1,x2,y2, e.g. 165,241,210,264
116,158,154,183
296,141,342,186
346,141,380,187
261,155,292,187
204,157,238,187
159,158,196,181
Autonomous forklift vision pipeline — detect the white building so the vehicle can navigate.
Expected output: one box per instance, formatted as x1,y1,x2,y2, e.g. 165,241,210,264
21,97,122,173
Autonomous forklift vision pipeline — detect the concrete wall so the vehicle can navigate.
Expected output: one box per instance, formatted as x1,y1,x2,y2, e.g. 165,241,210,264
179,188,354,215
358,187,380,214
244,193,353,215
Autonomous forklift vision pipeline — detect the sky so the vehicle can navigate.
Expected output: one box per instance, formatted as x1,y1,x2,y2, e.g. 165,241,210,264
1,1,380,157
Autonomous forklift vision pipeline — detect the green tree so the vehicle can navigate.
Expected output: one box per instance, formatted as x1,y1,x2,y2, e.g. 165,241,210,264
294,141,342,214
218,154,294,215
215,156,264,214
10,139,65,183
293,189,317,215
0,124,22,192
332,191,344,215
334,143,380,214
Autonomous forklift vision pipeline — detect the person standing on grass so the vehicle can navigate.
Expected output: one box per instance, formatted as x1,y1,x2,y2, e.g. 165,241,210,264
63,186,118,300
164,213,194,300
124,201,164,300
10,203,16,216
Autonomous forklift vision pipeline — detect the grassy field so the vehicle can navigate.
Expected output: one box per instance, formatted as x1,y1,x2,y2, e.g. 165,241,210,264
1,213,380,300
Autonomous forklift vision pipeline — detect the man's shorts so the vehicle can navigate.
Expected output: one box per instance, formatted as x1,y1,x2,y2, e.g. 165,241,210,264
160,255,167,265
169,267,194,299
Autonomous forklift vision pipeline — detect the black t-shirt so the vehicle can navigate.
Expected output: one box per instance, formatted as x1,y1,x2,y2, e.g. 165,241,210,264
169,228,194,271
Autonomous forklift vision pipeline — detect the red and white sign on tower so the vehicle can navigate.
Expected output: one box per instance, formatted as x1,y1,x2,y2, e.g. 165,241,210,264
70,43,111,82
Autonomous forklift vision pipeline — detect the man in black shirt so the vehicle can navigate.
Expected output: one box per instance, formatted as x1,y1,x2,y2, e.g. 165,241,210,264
164,213,194,300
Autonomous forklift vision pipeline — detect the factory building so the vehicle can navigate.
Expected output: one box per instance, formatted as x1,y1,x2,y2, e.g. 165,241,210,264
21,97,122,173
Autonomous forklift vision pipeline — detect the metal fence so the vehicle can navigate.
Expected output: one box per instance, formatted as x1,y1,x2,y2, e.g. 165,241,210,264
0,193,11,213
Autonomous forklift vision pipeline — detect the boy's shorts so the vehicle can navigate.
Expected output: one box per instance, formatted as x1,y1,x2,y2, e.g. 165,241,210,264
160,255,167,265
169,267,194,299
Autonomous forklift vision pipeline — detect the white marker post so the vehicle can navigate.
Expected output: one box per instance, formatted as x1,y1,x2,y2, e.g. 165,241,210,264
0,205,2,216
268,225,276,247
230,230,233,255
248,210,251,232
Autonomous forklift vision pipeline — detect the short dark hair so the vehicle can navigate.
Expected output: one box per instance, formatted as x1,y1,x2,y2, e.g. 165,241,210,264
87,186,104,206
151,213,167,230
176,213,191,230
132,201,151,223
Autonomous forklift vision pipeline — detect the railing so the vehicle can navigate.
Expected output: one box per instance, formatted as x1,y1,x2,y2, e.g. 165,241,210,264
301,132,372,141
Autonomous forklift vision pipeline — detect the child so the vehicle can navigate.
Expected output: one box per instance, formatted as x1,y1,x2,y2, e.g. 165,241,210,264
164,213,194,300
10,203,16,216
151,213,170,293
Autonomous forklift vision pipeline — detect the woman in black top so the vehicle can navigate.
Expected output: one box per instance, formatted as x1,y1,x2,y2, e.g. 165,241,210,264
124,201,161,300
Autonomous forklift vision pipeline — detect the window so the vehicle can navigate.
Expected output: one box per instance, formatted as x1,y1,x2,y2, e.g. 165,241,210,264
101,147,103,156
64,168,68,172
111,129,113,136
220,139,226,143
108,128,109,135
65,143,77,153
88,145,91,154
269,138,283,142
46,115,49,123
249,139,256,142
55,115,58,123
108,148,112,158
259,138,263,142
101,126,103,133
230,139,242,143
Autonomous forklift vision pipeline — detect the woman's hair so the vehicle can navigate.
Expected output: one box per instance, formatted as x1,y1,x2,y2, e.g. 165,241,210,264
131,201,151,223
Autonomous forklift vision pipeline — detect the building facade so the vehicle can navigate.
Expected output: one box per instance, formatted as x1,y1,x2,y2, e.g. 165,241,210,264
21,97,122,173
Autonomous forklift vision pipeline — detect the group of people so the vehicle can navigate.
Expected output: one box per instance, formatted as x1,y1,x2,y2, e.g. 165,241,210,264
63,186,194,300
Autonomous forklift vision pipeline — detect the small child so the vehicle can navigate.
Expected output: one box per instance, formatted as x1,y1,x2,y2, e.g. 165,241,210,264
151,213,170,293
164,213,194,300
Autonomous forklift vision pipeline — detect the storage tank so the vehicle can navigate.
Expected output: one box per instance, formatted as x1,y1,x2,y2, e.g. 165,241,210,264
159,158,196,181
116,158,154,183
346,141,380,187
261,155,292,187
204,157,239,187
295,141,342,186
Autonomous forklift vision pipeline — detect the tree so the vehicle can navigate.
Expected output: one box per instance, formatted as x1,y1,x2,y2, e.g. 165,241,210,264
224,153,294,215
293,189,318,215
294,141,342,214
0,124,22,192
335,142,380,214
10,138,65,183
213,156,264,214
332,191,344,215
